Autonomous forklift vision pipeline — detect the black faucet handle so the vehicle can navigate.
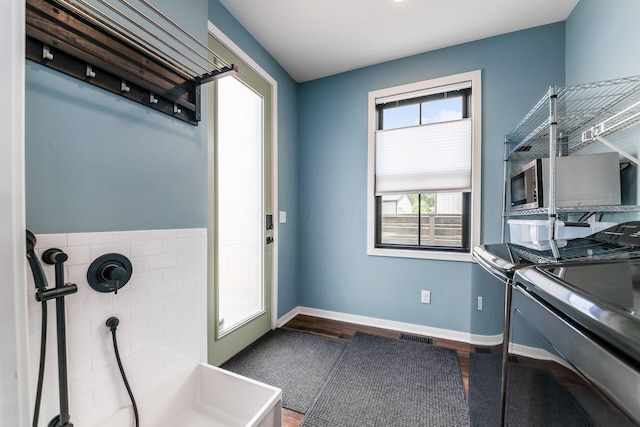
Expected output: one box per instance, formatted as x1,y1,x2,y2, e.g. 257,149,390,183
102,264,127,294
87,254,133,294
42,248,68,265
103,265,127,282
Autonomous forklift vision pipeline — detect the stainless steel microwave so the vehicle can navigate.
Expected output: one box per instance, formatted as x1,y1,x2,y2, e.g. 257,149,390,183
510,152,621,210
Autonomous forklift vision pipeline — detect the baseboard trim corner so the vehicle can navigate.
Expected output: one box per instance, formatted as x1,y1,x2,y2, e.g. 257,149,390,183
276,306,301,328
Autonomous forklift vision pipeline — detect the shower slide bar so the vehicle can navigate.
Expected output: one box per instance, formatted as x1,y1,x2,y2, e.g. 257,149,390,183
41,249,77,427
26,231,78,427
26,0,237,125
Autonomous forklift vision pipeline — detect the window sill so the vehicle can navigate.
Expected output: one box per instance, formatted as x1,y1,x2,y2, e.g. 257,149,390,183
367,246,473,262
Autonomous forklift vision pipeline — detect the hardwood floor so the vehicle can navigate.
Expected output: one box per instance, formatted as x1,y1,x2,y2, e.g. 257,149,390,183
279,314,472,427
282,408,304,427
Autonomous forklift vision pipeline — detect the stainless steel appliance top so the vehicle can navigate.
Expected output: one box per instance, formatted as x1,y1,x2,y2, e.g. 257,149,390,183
473,221,640,281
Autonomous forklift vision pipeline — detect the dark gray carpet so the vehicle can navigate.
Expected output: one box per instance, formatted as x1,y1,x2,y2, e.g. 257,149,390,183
300,332,471,427
221,329,347,413
505,363,594,427
469,353,596,427
468,353,502,427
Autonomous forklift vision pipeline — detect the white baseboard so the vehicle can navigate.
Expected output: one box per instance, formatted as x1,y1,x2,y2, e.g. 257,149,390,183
276,306,301,328
277,306,502,346
470,333,503,347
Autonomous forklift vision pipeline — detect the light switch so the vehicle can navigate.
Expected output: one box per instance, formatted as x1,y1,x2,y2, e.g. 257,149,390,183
279,211,287,224
421,290,431,304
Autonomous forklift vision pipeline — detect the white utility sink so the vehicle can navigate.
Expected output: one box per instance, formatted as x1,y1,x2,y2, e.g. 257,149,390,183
94,363,282,427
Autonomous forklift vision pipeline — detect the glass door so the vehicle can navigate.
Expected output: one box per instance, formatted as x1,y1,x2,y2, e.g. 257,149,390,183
207,34,273,366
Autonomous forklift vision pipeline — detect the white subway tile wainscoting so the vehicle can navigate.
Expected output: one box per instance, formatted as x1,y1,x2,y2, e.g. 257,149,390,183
26,229,207,427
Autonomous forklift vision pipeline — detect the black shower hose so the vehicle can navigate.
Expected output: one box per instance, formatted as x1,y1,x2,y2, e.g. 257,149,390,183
106,317,139,427
33,300,47,427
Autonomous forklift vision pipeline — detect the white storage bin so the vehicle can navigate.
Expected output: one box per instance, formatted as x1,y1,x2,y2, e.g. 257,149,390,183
507,220,617,243
508,220,550,243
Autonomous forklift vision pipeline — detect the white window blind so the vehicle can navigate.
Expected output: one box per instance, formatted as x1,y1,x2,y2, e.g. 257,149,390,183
375,118,472,195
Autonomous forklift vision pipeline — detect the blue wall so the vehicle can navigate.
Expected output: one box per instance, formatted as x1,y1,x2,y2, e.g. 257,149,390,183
25,64,209,232
565,0,640,226
296,23,566,334
566,0,640,85
26,0,210,233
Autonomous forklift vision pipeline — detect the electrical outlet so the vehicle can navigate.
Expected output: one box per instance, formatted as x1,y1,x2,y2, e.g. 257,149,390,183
477,296,483,310
421,290,431,304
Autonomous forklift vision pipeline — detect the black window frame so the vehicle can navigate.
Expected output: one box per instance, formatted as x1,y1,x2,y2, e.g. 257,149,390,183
378,88,470,129
374,89,472,253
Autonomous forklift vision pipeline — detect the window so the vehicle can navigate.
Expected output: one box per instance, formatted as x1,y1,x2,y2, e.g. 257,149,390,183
367,71,481,261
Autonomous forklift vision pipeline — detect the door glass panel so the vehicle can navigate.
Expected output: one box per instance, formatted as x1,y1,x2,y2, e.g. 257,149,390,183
217,76,264,335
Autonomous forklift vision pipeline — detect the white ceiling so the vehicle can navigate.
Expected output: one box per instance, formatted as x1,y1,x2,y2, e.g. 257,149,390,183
218,0,579,82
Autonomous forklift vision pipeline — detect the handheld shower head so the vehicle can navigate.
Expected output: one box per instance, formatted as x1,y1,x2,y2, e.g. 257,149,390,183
26,229,37,252
26,229,48,290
